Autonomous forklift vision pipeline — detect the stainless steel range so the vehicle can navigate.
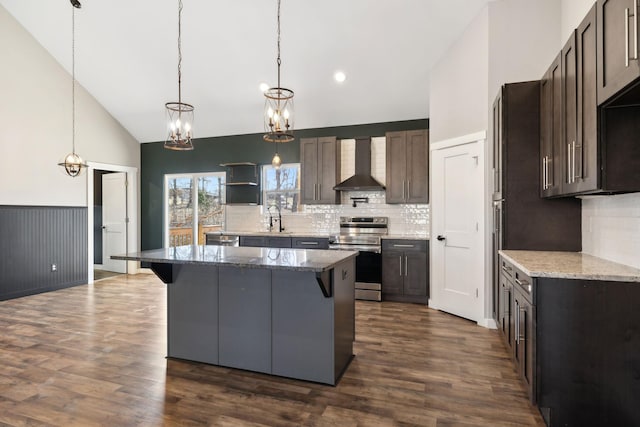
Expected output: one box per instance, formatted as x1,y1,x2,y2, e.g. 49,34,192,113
328,216,388,301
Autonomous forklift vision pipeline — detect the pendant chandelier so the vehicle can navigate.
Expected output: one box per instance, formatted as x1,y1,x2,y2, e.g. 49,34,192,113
164,0,194,151
264,0,294,162
58,0,87,178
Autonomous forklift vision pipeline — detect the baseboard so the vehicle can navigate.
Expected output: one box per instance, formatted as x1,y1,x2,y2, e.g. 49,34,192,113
478,318,497,329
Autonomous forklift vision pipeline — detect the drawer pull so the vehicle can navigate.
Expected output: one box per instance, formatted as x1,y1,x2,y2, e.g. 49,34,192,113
393,244,415,248
300,241,319,245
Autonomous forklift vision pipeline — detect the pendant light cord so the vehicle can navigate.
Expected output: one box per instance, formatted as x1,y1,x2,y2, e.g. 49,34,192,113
71,5,76,153
178,0,183,105
276,0,281,89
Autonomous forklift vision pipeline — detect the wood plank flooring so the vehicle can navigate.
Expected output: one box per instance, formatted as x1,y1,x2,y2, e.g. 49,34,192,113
0,273,545,426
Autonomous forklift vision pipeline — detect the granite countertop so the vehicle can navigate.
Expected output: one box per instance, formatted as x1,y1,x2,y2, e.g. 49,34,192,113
206,231,430,240
382,234,429,241
206,231,333,238
499,250,640,283
113,245,358,273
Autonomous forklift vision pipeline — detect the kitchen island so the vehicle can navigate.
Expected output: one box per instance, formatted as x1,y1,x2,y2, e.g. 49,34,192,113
113,245,358,385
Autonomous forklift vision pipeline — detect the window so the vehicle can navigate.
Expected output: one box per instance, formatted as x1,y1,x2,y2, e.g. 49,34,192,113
262,163,300,213
165,172,225,247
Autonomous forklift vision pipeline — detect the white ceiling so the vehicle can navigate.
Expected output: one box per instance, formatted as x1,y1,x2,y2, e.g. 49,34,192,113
1,0,492,143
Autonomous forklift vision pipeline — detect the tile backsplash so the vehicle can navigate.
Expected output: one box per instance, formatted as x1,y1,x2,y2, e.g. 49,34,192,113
225,136,430,237
582,193,640,269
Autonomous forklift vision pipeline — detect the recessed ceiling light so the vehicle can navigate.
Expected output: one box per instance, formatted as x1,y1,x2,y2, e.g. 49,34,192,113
259,82,270,92
334,71,346,83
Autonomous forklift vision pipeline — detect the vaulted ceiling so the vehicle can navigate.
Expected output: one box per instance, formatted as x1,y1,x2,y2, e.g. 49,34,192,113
0,0,493,143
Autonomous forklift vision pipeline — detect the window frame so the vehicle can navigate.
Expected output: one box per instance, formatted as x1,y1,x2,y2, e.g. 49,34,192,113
164,171,226,247
262,162,301,213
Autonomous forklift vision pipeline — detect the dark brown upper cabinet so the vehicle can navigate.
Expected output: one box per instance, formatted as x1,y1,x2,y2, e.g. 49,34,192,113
385,130,429,204
540,53,563,197
562,5,599,195
597,0,640,104
300,137,341,205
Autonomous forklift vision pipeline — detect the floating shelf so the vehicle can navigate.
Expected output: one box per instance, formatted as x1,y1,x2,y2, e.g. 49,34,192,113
225,182,258,186
220,162,257,167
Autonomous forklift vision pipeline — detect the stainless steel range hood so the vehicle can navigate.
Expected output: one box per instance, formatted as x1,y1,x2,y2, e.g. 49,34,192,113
333,137,385,191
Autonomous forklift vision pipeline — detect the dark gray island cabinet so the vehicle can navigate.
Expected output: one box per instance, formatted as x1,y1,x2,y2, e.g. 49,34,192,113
113,245,358,385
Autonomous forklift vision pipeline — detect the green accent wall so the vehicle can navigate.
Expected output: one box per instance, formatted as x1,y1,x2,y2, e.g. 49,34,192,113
141,119,429,250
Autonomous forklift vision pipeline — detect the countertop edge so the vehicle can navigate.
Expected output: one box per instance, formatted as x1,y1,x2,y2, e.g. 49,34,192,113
499,250,640,283
113,250,359,273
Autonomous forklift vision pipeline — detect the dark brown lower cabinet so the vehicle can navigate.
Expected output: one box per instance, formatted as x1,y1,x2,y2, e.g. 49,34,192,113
499,255,640,426
381,239,428,303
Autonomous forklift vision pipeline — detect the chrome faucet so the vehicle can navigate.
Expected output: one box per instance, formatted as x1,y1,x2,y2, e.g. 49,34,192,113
268,204,285,232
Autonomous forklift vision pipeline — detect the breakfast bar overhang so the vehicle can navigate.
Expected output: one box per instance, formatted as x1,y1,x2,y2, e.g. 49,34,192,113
113,245,358,385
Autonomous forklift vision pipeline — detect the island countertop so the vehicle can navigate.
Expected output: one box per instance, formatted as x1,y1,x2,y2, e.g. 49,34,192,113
113,245,358,273
499,250,640,282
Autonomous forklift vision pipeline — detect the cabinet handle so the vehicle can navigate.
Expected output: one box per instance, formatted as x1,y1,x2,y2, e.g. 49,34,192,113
300,241,319,245
318,184,321,198
567,143,572,184
393,244,415,248
407,180,411,199
402,180,405,199
501,265,512,274
514,278,529,288
399,256,403,276
404,255,408,276
572,141,577,181
626,7,631,67
542,157,547,190
515,300,520,345
634,0,639,61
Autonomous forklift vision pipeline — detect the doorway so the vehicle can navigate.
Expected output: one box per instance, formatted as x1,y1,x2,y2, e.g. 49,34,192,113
87,162,138,284
430,132,485,323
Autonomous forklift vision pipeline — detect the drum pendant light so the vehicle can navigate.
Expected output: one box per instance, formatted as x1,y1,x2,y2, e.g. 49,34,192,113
264,0,294,154
164,0,195,151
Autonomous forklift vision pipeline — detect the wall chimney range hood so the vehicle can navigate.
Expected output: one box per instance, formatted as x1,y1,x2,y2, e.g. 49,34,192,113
333,137,385,191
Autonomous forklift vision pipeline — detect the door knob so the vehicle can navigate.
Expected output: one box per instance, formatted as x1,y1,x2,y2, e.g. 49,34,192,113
436,235,446,241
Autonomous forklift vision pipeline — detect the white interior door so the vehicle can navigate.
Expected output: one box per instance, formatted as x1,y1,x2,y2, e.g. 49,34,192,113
102,172,127,273
431,139,484,322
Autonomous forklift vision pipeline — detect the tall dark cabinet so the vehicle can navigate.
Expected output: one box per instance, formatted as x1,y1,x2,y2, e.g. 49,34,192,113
491,81,582,321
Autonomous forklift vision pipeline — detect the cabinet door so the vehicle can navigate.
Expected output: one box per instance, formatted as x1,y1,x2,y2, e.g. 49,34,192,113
597,0,640,104
514,288,535,402
405,130,429,203
403,250,428,297
381,250,403,294
498,272,513,352
575,4,599,193
317,137,339,204
519,292,535,403
541,53,563,197
562,31,579,194
385,131,408,203
300,138,318,204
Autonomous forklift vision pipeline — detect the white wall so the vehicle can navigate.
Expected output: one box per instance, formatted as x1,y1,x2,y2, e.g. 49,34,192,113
0,5,139,207
488,0,561,104
561,0,596,45
429,7,489,144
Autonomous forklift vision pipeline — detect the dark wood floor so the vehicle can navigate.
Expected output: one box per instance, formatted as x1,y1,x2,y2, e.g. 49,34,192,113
0,273,545,426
